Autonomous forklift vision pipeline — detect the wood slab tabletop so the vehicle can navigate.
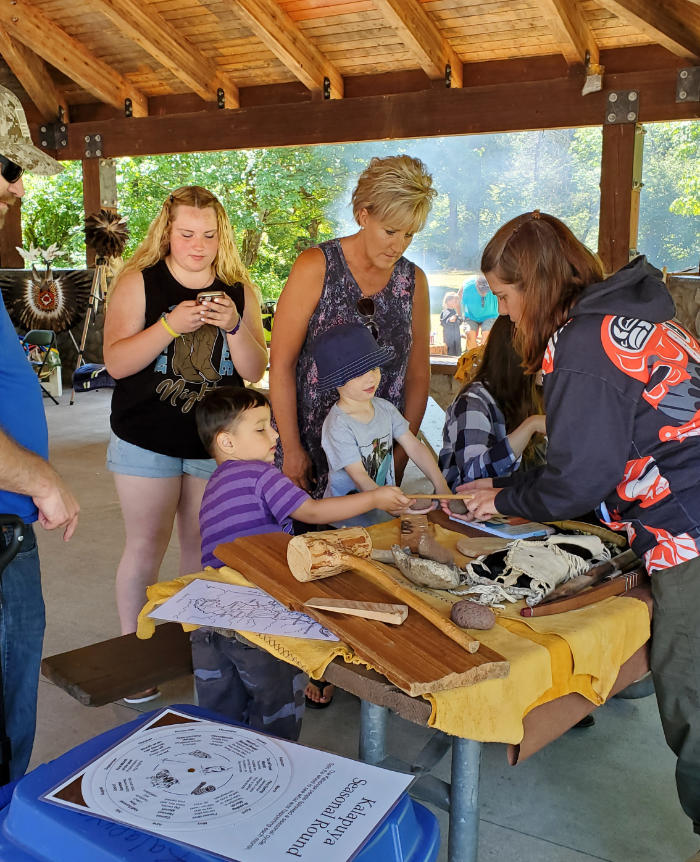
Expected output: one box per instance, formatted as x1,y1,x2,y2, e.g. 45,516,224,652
215,532,509,697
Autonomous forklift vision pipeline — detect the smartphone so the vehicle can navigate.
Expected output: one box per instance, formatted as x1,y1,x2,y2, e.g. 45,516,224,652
196,290,226,304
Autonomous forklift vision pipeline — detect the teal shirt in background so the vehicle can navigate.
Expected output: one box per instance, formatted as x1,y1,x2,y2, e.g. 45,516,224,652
461,275,498,323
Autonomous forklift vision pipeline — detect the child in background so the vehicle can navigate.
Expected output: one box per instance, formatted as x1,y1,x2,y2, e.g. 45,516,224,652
439,315,545,490
440,291,463,356
191,386,411,738
314,323,453,528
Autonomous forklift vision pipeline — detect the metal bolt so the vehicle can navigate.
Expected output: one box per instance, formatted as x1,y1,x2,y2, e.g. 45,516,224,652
60,125,66,132
84,135,90,142
41,140,47,147
609,93,617,102
95,134,101,142
627,112,637,121
679,90,687,99
680,70,688,79
40,126,46,133
628,91,637,101
85,150,91,157
607,113,616,122
95,149,102,157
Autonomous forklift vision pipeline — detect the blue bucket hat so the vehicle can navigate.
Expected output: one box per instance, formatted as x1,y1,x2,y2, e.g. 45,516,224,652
312,323,394,390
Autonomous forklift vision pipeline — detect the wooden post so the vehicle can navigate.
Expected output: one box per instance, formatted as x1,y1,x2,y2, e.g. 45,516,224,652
82,158,100,268
598,123,638,275
0,200,24,268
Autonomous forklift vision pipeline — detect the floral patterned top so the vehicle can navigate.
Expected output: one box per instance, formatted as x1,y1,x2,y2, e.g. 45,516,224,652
291,238,416,498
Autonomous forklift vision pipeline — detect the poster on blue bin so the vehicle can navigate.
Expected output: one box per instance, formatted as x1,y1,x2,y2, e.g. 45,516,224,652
42,707,412,862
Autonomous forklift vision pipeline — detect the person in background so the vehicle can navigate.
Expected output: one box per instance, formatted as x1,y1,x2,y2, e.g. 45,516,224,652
192,386,410,731
460,272,498,350
314,323,452,528
462,210,700,856
439,315,545,490
0,85,80,778
103,186,267,703
439,290,463,356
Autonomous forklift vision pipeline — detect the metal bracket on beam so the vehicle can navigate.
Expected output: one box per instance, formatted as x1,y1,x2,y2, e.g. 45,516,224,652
83,134,103,159
323,77,331,100
604,90,639,124
676,67,700,103
38,122,68,151
445,64,452,88
217,88,225,109
124,98,133,118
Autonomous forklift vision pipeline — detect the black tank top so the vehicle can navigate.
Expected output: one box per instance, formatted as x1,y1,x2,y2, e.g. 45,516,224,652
110,259,245,458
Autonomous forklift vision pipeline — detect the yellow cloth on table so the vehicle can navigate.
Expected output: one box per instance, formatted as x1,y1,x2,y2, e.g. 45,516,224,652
136,521,650,745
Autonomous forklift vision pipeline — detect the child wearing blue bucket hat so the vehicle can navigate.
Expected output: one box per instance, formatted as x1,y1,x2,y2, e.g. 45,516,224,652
313,323,452,528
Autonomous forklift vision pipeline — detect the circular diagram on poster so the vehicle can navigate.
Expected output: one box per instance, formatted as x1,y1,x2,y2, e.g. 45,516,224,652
81,722,292,830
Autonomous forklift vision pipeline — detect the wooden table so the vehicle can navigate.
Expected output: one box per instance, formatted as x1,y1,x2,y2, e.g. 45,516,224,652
41,513,653,862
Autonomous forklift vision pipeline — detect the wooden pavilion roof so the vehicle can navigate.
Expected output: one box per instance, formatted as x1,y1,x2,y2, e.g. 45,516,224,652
0,0,697,157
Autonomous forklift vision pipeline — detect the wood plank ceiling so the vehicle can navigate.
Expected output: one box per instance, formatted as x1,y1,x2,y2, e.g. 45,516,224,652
0,0,697,147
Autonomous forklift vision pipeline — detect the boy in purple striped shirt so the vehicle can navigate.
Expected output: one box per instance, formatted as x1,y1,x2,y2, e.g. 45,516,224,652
192,386,410,740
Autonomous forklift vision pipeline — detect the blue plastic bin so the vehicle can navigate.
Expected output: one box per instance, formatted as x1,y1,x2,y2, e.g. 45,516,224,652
0,705,439,861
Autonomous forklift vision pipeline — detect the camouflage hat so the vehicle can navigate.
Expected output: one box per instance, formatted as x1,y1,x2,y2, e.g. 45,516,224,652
0,86,62,176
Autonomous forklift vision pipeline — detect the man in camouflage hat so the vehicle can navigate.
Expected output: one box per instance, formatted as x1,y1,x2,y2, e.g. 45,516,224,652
0,84,79,780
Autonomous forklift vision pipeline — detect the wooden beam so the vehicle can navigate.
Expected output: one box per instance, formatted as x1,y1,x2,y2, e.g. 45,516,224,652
0,0,148,116
231,0,344,98
0,26,69,121
0,199,23,268
538,0,600,66
372,0,463,87
82,159,101,268
52,65,697,162
598,123,637,274
598,0,700,60
85,0,239,108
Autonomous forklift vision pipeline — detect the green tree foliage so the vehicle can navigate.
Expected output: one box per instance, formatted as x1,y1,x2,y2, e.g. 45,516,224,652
19,121,698,297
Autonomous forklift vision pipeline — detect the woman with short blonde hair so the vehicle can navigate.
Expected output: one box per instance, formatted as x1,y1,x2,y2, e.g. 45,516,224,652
269,155,436,709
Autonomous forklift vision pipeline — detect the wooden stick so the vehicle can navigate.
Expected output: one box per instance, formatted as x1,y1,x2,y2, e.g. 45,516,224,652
304,598,408,625
287,535,481,653
409,493,474,500
520,568,648,617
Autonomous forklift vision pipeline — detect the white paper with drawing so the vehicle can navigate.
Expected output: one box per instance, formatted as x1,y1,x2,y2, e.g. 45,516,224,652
148,578,339,641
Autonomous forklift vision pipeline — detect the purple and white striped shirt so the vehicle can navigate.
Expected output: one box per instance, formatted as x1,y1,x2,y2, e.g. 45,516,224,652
199,460,309,568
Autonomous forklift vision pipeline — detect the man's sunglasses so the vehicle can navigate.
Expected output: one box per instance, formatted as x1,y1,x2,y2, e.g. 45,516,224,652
0,155,24,184
356,296,379,341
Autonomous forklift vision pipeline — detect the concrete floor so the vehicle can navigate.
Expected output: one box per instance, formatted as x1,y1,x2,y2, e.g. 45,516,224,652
26,389,697,861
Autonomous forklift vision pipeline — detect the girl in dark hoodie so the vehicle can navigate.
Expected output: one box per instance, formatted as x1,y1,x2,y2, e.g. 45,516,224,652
462,210,700,851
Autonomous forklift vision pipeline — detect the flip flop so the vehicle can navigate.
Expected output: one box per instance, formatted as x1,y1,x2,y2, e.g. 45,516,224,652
305,678,334,710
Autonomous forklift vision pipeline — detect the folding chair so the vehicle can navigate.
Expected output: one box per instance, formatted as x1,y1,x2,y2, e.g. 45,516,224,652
21,330,59,405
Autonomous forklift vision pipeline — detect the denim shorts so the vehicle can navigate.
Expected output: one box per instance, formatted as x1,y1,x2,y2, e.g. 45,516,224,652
463,316,497,333
106,431,216,480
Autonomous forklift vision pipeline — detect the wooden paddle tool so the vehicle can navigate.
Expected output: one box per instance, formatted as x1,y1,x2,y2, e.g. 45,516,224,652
287,528,481,653
304,598,408,625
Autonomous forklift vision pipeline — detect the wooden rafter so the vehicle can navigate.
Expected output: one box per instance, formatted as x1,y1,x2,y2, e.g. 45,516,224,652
597,0,700,60
85,0,239,109
0,25,69,121
0,0,148,116
538,0,600,66
229,0,343,99
372,0,463,87
231,0,344,98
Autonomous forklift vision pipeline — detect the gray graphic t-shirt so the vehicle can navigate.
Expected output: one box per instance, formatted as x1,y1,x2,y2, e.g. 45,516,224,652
321,397,410,527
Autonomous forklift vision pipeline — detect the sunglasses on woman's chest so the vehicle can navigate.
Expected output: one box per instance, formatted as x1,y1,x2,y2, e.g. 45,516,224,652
356,296,379,340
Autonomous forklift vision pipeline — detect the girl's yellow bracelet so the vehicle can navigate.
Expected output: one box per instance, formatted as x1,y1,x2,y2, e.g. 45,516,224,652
159,313,180,339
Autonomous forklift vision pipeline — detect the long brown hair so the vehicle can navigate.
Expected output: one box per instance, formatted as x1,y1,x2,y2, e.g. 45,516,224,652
481,211,603,373
459,315,541,431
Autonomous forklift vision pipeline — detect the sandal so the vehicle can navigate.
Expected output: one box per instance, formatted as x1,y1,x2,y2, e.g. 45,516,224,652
304,678,335,709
